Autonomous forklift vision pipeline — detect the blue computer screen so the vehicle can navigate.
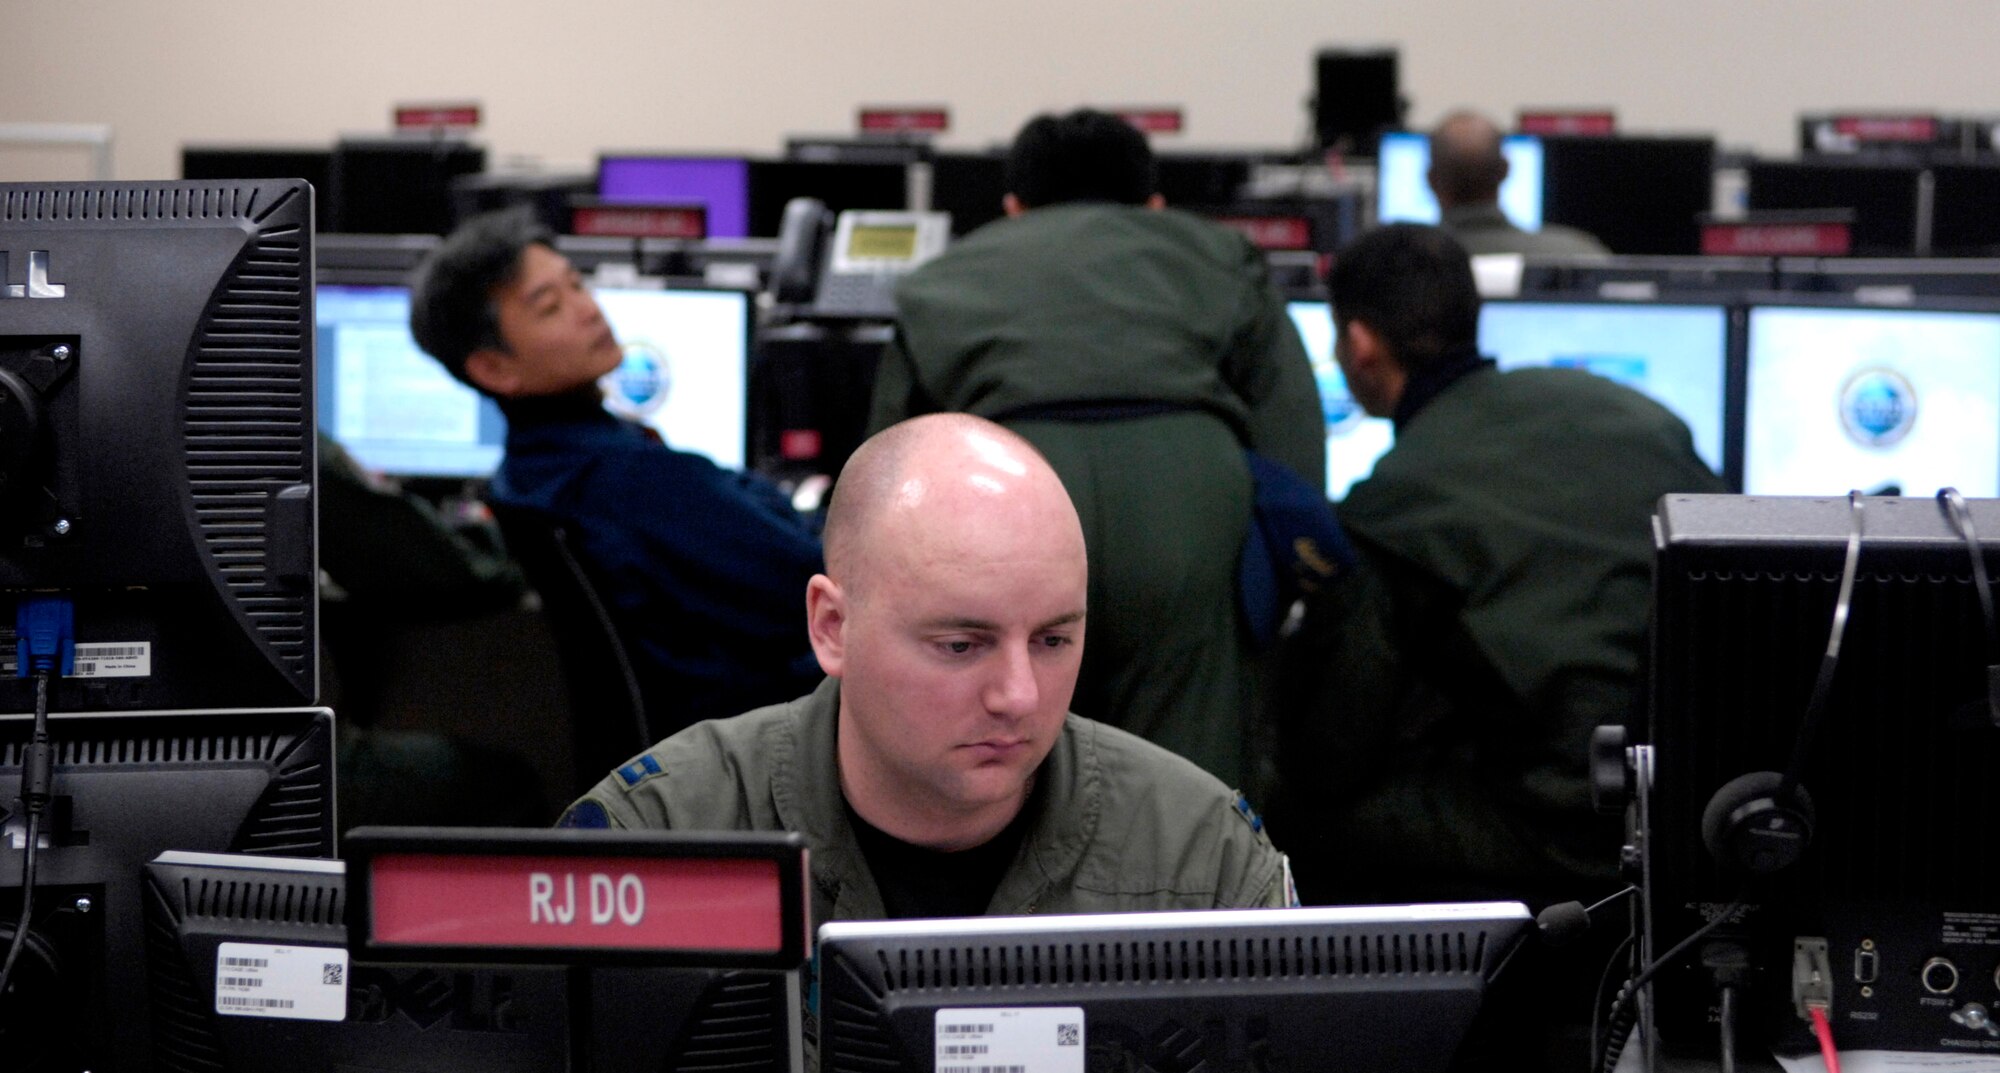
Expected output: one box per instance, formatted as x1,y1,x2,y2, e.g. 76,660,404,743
315,283,752,479
1478,301,1730,474
1287,300,1395,501
597,156,751,239
1375,131,1544,231
1744,305,2000,497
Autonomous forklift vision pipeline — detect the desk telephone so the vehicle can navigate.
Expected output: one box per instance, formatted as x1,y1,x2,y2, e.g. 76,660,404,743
770,198,950,319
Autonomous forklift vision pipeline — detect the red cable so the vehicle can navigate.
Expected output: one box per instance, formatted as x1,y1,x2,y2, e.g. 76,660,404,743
1809,1005,1841,1073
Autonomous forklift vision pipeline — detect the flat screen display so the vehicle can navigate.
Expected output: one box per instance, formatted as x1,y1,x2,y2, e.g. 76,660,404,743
1376,131,1544,231
315,284,751,478
1479,301,1730,474
596,156,751,239
1287,299,1395,501
1744,305,2000,497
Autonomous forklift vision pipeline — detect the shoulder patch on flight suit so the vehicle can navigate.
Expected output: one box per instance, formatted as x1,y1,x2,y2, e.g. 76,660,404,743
558,799,611,829
616,753,665,789
1230,791,1265,834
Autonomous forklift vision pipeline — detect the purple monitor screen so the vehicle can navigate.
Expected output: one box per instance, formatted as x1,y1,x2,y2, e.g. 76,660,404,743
597,156,750,238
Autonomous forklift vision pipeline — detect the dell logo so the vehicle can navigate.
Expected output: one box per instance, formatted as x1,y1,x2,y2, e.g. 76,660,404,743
0,251,67,299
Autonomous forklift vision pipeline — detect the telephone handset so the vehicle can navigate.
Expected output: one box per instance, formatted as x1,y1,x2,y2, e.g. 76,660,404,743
770,197,951,320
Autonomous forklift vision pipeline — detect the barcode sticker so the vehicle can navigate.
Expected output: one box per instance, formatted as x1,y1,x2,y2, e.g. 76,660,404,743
936,1007,1083,1073
70,642,151,679
215,943,347,1022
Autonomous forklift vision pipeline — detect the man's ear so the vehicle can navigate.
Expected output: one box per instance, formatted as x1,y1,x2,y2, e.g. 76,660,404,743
462,346,520,398
805,574,849,678
1002,193,1026,218
1144,193,1166,210
1341,319,1387,372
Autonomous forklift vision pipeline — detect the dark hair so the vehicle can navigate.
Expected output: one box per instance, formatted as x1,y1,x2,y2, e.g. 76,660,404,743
408,207,554,389
1004,109,1156,208
1327,224,1480,374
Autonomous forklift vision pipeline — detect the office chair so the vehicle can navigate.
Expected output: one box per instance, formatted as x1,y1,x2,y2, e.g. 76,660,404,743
487,502,654,799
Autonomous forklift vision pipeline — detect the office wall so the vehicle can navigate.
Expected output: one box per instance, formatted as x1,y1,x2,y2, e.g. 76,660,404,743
2,0,1996,181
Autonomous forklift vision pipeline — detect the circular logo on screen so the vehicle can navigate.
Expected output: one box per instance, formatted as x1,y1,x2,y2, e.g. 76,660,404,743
600,342,671,418
1838,368,1917,449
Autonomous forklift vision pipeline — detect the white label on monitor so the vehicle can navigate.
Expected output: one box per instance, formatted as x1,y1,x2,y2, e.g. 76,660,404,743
70,642,150,678
215,942,349,1022
935,1007,1084,1073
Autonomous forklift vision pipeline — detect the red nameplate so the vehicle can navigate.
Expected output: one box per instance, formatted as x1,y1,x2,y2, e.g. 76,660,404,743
1112,108,1185,134
345,827,810,968
1832,115,1938,143
395,103,481,131
1211,215,1313,251
1518,110,1617,137
780,429,824,461
571,203,708,240
1701,220,1852,256
859,107,950,134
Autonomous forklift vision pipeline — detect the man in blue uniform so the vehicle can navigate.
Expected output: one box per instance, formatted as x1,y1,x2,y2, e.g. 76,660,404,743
409,210,824,733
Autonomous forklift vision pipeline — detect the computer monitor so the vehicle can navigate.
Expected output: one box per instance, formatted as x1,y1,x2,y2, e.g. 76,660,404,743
0,179,317,714
315,283,753,479
1478,299,1733,479
746,160,908,237
818,902,1531,1073
327,139,486,235
141,851,797,1073
0,708,334,1072
1927,162,2000,256
1286,299,1393,500
1647,494,2000,1058
1152,152,1259,211
181,144,333,196
596,155,752,240
1742,301,2000,496
1745,159,1923,256
1781,257,2000,302
928,151,1009,236
1539,135,1715,255
1375,131,1544,231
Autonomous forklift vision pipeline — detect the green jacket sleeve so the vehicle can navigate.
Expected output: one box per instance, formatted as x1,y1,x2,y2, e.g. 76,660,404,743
1216,259,1326,493
865,329,936,438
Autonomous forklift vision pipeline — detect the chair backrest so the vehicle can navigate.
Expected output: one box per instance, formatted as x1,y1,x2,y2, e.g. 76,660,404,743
487,502,653,798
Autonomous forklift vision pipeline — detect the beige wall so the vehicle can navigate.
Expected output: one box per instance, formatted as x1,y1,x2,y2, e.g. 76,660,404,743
3,0,1997,182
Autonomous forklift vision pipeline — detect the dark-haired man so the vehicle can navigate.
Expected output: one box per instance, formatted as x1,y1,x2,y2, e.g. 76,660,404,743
1268,223,1723,906
1430,109,1609,257
409,209,824,733
562,414,1291,924
868,109,1324,794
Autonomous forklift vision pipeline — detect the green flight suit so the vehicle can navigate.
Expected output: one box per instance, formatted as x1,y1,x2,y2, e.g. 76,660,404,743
869,204,1325,792
565,677,1290,928
1271,366,1727,905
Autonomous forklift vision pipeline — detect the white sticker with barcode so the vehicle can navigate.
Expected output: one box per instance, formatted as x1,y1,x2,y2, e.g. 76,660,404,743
70,642,151,679
215,942,348,1022
935,1007,1084,1073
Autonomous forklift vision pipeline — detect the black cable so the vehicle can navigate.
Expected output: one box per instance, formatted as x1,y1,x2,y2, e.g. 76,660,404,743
1597,898,1748,1073
1718,983,1739,1073
1589,926,1637,1072
1938,488,2000,727
0,672,52,1003
1777,491,1865,804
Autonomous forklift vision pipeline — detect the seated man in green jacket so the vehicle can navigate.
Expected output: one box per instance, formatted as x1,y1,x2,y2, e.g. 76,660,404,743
1269,224,1726,909
561,413,1291,924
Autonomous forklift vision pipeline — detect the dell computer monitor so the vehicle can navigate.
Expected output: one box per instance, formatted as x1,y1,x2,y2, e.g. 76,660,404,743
1287,299,1393,500
597,155,752,240
1743,302,2000,497
315,283,754,479
746,160,908,237
819,903,1531,1073
1375,131,1544,231
0,180,317,714
0,709,335,1072
1745,159,1923,256
1478,299,1732,479
1539,135,1715,255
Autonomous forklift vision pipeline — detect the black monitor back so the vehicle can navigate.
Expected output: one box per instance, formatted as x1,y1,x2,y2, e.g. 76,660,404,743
746,160,907,238
181,145,333,197
1541,135,1716,254
1929,161,2000,256
1648,494,2000,1057
1746,159,1924,255
328,139,486,235
928,151,1009,236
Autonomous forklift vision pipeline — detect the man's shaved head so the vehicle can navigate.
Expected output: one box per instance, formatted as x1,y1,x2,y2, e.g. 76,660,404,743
1428,110,1509,208
822,414,1083,595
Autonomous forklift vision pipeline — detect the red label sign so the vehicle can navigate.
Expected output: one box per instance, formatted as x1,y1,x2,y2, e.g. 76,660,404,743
1701,220,1852,256
367,852,785,952
858,107,950,134
780,429,823,461
1832,115,1938,143
571,204,707,240
1518,111,1617,137
1212,215,1313,251
1113,108,1185,134
394,103,481,131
